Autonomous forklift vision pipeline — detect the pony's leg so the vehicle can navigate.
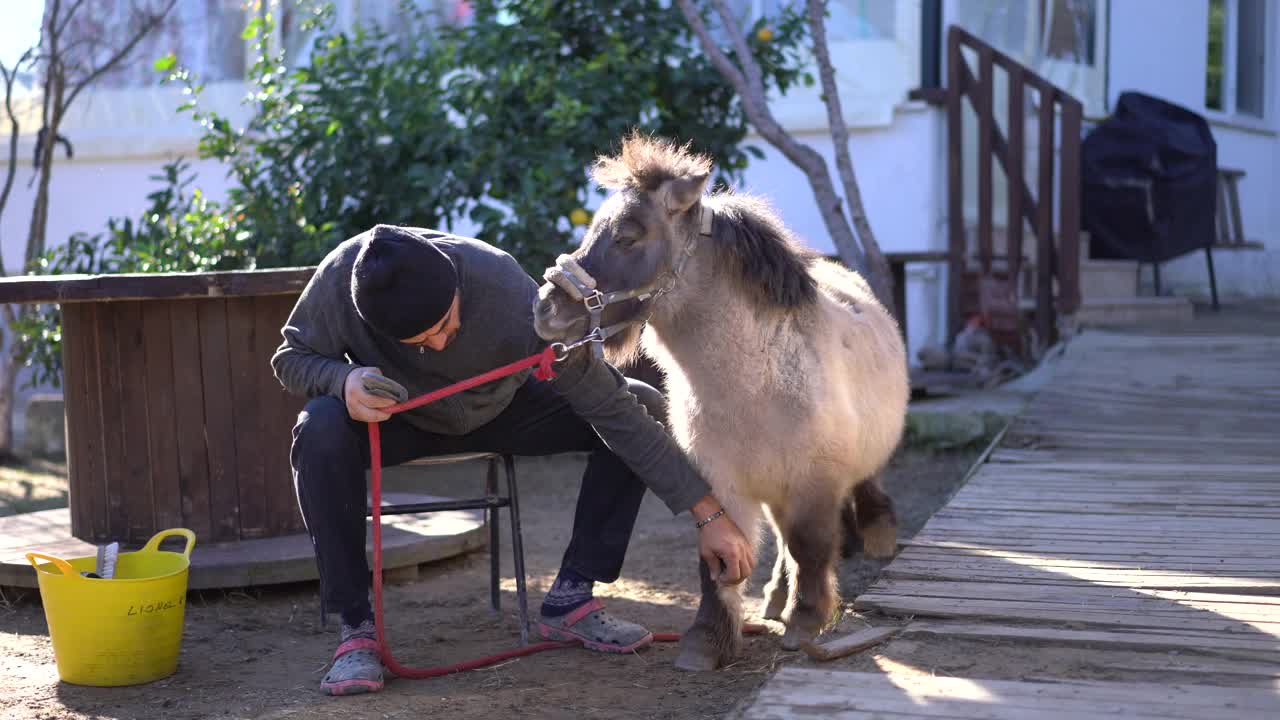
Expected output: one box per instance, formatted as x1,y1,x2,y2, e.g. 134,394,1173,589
674,558,744,671
854,474,897,559
676,495,761,671
839,492,862,558
760,507,789,621
779,486,842,650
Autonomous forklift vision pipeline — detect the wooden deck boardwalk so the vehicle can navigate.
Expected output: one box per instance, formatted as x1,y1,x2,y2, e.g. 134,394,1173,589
741,328,1280,718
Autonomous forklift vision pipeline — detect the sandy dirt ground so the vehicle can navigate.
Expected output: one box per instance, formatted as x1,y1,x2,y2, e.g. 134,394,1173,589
1,443,986,720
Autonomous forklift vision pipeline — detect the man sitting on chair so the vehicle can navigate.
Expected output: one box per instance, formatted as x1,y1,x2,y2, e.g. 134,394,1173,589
271,224,755,696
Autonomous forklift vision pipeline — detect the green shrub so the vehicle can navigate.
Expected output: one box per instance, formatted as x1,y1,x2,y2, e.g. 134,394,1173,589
16,0,811,384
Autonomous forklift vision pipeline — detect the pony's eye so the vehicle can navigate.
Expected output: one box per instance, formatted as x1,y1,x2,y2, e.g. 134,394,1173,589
616,234,639,248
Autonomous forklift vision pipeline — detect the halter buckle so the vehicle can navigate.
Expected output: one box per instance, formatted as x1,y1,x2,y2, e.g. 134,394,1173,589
583,291,605,312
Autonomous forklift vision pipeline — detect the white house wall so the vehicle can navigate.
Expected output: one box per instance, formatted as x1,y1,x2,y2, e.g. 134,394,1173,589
1109,0,1280,299
735,105,948,361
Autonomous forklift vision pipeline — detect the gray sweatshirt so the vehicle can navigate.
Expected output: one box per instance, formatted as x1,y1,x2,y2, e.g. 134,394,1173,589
270,226,710,515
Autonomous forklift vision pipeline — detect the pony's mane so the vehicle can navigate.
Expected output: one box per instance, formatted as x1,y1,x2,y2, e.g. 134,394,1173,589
593,134,818,310
592,132,712,191
708,193,819,308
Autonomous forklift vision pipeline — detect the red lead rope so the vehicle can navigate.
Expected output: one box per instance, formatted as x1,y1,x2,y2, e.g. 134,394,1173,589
366,345,762,680
368,346,576,679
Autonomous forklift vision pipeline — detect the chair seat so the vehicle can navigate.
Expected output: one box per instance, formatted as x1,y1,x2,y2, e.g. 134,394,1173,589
402,452,500,467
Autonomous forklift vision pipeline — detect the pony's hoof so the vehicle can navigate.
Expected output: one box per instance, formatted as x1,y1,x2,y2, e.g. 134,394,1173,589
780,624,817,652
675,627,723,672
674,647,719,672
760,592,787,622
858,522,897,560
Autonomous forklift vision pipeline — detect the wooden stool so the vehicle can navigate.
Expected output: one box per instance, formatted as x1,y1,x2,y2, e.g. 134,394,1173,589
368,452,529,645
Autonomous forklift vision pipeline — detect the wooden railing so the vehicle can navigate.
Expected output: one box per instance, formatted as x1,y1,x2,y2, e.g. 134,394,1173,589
946,26,1083,350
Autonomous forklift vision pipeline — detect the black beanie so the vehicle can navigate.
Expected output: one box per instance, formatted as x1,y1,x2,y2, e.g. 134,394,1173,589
351,225,458,340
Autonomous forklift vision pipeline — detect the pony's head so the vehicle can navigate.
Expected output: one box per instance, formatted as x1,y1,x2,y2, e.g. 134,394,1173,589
534,133,712,361
534,133,818,362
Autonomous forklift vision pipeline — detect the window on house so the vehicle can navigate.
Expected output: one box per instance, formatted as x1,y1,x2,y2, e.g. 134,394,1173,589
1042,0,1096,65
955,0,1109,117
1206,0,1269,119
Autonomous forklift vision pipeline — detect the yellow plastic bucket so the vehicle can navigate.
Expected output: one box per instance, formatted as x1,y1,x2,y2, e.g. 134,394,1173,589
27,528,197,687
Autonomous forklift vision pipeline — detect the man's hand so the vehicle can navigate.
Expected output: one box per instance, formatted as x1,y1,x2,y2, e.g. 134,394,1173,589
344,367,398,422
692,495,756,585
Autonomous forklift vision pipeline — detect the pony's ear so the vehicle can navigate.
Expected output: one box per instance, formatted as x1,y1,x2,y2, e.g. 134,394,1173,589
659,172,710,215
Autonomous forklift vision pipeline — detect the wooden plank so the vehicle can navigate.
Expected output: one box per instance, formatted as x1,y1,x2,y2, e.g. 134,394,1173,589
883,564,1280,590
854,595,1280,633
196,299,240,542
903,621,1280,661
891,553,1280,574
904,538,1280,556
114,301,155,543
976,44,993,271
0,268,316,304
801,626,899,661
869,579,1280,611
898,545,1280,564
169,300,212,541
981,461,1279,476
1005,64,1024,281
141,302,183,534
226,297,267,540
94,301,129,541
59,303,106,542
917,514,1280,534
939,503,1280,520
255,295,300,536
741,668,1280,720
1034,87,1055,345
1057,94,1082,312
916,520,1280,538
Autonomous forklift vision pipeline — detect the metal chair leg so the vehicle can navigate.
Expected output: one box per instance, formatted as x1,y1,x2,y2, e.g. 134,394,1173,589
1205,246,1220,311
486,456,501,614
504,454,530,646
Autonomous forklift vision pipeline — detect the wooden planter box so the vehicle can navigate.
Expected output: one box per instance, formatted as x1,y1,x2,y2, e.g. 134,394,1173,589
0,269,316,544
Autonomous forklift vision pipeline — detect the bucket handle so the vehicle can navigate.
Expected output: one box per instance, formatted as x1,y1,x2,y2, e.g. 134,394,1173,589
26,552,78,577
142,528,197,558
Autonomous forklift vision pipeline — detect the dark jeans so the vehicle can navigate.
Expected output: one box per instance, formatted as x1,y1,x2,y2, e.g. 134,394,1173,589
290,376,662,623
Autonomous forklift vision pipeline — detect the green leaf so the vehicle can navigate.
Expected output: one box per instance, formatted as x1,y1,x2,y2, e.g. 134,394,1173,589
242,18,261,40
153,53,177,72
325,120,341,136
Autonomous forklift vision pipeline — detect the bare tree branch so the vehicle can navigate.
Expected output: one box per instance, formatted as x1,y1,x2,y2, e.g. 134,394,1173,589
0,50,36,277
804,0,891,310
61,0,178,112
709,1,766,96
675,0,870,279
54,0,90,38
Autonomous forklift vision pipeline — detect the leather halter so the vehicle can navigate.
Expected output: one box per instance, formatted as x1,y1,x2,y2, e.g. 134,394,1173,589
545,205,712,358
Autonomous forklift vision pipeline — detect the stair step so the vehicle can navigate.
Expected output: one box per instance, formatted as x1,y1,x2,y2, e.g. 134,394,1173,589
1080,259,1139,299
1074,296,1194,326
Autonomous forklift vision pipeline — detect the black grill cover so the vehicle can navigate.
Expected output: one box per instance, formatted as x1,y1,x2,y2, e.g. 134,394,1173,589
1081,91,1217,262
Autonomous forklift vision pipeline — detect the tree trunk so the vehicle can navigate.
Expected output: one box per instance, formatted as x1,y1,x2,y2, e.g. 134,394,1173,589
25,74,63,270
0,330,20,462
805,0,894,314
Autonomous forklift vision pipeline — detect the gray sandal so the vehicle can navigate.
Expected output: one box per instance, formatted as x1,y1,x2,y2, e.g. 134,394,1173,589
321,637,384,696
538,598,654,653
